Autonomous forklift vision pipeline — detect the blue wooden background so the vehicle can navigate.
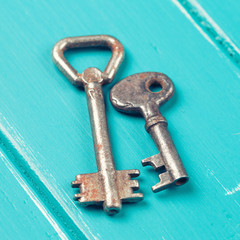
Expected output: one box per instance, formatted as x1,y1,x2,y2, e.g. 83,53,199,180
0,0,240,239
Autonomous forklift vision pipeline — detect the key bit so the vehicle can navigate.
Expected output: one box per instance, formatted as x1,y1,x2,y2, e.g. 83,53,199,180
141,153,165,170
110,72,189,193
71,170,142,206
52,35,143,215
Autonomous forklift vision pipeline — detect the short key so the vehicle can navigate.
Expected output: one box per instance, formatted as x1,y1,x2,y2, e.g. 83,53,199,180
110,72,189,192
52,35,143,215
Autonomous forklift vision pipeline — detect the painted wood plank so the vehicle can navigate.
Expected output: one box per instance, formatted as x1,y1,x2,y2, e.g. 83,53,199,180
176,0,240,66
0,0,240,239
0,148,69,240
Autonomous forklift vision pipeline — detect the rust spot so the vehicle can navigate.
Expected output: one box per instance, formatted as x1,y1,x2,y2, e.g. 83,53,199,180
97,144,102,151
90,188,98,199
139,73,147,79
111,39,124,52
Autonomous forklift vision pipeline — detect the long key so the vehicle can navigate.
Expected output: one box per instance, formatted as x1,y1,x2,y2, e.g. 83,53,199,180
52,35,143,215
110,72,189,192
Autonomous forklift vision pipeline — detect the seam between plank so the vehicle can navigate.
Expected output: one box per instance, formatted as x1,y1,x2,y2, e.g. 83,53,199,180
0,116,92,240
0,149,69,240
172,0,240,68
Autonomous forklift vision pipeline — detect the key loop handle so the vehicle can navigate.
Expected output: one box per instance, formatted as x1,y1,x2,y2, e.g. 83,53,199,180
110,72,175,113
52,35,124,86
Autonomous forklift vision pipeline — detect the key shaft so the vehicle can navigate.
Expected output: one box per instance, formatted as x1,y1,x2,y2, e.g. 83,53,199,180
142,104,188,192
83,68,121,212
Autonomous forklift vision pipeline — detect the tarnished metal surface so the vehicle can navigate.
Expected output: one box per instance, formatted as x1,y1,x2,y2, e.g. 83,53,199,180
52,35,143,215
110,72,189,192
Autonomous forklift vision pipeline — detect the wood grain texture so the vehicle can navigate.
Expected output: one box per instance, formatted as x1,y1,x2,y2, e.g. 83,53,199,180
0,0,240,239
0,148,69,240
176,0,240,66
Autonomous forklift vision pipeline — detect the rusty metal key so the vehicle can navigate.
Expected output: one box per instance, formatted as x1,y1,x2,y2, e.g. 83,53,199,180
52,35,143,215
110,72,189,193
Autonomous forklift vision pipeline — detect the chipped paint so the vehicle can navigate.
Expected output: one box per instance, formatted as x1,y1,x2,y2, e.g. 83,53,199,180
225,184,240,196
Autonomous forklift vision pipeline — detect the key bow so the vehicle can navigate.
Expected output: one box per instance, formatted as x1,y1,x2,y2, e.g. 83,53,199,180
52,35,124,86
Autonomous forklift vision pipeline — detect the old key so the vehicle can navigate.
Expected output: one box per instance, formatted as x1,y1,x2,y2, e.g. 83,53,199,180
52,35,143,215
110,72,189,192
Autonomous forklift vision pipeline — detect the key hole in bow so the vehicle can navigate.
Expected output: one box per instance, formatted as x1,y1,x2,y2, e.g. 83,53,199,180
64,47,112,75
148,81,162,93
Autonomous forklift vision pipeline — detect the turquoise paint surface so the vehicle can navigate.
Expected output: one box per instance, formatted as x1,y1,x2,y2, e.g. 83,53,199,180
178,0,240,67
0,148,69,239
195,0,240,47
0,0,240,239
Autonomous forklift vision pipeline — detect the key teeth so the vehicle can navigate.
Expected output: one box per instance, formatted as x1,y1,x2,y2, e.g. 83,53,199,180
142,158,159,169
116,170,144,203
71,174,85,188
130,179,140,191
122,193,144,202
141,153,165,170
71,180,81,188
126,169,140,178
141,158,151,167
71,172,104,204
152,171,173,193
73,193,82,201
131,193,144,201
72,171,144,208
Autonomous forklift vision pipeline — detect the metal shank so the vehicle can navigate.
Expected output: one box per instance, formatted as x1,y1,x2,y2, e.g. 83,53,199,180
83,71,121,213
141,106,188,192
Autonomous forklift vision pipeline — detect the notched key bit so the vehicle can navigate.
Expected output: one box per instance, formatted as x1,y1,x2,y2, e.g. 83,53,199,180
71,170,142,207
141,153,164,171
110,72,189,193
52,35,143,215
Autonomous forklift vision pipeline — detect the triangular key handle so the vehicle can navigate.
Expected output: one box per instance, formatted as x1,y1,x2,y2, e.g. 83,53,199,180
52,35,124,86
